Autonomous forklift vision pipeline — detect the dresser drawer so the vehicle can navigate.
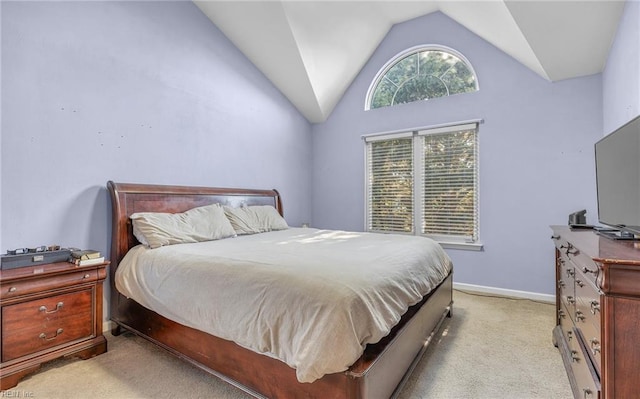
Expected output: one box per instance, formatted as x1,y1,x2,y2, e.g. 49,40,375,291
571,329,601,399
2,289,94,362
559,302,574,346
558,254,574,293
567,249,599,288
1,269,98,300
575,278,602,373
560,264,577,319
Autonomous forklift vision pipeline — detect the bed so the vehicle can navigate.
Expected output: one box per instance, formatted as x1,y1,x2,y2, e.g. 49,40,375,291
107,181,453,399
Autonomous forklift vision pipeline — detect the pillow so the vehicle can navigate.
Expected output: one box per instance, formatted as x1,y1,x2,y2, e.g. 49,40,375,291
223,205,288,235
130,203,236,248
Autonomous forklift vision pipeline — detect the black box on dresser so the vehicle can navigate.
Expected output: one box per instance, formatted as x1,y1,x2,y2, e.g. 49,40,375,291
1,249,72,270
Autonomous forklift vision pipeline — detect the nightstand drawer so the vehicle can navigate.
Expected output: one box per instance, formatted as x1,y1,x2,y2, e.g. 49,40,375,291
1,269,98,300
2,289,94,362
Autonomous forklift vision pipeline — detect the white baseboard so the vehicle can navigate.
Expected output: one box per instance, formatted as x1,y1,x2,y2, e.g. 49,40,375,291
453,282,555,303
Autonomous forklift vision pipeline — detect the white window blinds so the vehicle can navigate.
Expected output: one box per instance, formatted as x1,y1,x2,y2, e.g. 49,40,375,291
419,124,478,242
365,135,414,233
365,122,479,243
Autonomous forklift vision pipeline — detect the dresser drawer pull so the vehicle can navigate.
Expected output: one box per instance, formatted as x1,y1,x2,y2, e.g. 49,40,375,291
39,302,64,314
589,338,601,355
575,310,586,322
571,350,580,362
567,296,575,305
561,243,579,255
590,300,600,314
576,279,585,288
9,286,17,293
83,274,91,279
551,235,560,240
583,388,593,398
39,328,64,341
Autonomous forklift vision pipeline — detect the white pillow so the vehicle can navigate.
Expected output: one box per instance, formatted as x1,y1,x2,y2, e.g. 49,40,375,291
130,203,236,248
223,205,288,235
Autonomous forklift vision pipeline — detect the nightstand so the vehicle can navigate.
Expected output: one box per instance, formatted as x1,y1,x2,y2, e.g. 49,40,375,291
0,260,108,389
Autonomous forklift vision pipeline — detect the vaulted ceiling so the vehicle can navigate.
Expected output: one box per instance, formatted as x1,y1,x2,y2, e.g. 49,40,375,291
194,1,626,123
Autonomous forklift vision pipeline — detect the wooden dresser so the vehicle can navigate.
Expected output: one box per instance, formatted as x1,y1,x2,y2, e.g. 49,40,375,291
0,261,108,389
551,226,640,399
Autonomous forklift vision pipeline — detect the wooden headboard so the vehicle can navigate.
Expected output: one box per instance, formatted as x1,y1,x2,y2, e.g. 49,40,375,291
107,180,282,272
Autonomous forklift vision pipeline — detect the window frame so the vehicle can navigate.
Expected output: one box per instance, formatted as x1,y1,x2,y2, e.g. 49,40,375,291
365,44,479,111
363,120,483,251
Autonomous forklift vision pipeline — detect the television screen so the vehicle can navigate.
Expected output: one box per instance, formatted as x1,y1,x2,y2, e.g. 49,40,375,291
595,115,640,236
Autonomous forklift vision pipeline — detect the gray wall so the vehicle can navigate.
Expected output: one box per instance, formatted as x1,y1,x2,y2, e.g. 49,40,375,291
311,12,603,296
603,0,640,134
1,1,312,257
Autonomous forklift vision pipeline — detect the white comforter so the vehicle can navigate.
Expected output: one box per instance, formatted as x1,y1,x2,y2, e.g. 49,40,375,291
116,228,452,383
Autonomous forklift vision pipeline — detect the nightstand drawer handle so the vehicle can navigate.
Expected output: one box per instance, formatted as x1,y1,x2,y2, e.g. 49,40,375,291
39,328,64,341
83,273,91,279
39,302,64,314
8,286,17,293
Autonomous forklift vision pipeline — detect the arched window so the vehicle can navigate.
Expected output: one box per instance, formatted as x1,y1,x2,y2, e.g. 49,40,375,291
366,45,478,110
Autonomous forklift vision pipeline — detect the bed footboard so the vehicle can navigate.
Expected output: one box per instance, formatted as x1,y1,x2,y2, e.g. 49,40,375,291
111,273,452,399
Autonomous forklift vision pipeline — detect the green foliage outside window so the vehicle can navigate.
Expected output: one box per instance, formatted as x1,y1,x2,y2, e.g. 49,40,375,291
368,138,414,233
422,130,477,240
366,127,478,242
370,49,477,109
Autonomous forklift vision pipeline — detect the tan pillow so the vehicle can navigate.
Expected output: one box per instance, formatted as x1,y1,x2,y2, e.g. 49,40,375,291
223,205,288,235
131,203,236,248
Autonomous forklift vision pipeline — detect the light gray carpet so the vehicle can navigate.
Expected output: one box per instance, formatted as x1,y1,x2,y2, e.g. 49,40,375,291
11,291,572,398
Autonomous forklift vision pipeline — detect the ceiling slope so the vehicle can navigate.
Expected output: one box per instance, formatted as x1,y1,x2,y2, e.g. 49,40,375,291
195,1,625,123
505,0,625,81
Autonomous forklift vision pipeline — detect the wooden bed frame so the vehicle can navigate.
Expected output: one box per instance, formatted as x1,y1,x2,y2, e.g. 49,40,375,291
107,181,453,399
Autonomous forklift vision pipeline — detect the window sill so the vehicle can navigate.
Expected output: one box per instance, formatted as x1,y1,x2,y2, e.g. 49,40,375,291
437,241,484,251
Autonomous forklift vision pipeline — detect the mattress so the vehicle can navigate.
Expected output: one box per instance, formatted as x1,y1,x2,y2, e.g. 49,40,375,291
115,228,452,383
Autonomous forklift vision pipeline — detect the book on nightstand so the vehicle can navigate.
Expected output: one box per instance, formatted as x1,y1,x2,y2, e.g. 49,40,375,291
70,249,101,260
73,256,105,266
69,249,103,266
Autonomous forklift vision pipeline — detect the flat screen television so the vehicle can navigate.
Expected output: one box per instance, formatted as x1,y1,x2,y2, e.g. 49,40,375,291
594,115,640,239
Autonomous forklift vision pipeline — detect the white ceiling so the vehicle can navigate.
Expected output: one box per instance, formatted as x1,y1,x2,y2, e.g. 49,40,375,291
194,1,626,123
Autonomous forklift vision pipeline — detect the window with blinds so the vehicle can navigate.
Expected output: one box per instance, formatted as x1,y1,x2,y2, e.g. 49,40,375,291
365,122,479,244
366,135,414,233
